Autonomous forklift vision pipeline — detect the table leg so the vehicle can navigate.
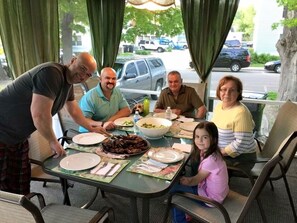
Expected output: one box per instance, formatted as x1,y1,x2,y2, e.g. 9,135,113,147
130,196,139,223
60,178,71,205
142,198,150,223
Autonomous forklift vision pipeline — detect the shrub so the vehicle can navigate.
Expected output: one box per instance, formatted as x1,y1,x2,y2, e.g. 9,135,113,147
135,50,151,55
250,50,280,64
266,91,277,100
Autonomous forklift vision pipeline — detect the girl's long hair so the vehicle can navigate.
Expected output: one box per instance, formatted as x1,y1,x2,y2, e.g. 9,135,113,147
191,121,222,163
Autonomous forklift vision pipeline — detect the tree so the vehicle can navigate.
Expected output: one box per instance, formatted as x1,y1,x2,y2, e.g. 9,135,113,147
122,6,184,44
274,0,297,101
59,0,89,64
233,6,256,41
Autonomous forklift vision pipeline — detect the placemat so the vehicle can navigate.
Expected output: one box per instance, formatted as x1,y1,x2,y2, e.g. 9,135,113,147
127,147,183,181
52,157,130,183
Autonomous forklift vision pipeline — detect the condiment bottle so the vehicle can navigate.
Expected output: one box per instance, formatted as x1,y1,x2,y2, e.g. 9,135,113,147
143,97,150,116
165,106,172,120
133,111,141,133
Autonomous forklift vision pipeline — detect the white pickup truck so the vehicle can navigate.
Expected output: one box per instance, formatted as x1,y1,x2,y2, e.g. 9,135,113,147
138,40,169,53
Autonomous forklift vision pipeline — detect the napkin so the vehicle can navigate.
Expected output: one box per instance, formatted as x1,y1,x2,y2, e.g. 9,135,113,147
177,116,194,123
172,143,192,153
136,164,162,173
145,159,168,169
95,163,121,176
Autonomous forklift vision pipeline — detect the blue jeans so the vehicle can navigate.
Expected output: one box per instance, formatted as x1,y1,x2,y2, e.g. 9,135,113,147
169,183,203,223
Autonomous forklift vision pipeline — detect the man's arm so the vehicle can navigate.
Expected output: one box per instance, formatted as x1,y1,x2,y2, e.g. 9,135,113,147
31,93,66,157
65,100,109,134
103,106,131,130
195,105,207,119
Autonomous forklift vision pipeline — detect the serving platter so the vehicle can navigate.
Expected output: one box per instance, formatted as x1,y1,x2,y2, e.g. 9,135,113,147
60,153,101,171
101,135,150,156
72,132,107,146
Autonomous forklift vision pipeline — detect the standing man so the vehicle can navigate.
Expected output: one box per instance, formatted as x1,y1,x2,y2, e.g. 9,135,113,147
79,67,131,132
0,52,107,195
154,70,207,118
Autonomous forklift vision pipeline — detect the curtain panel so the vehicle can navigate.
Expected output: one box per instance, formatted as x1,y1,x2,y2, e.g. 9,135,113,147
86,0,125,72
0,0,59,79
180,0,239,82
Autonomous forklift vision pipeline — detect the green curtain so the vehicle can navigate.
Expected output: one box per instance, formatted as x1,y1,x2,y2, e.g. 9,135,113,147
181,0,239,82
0,0,59,79
86,0,125,72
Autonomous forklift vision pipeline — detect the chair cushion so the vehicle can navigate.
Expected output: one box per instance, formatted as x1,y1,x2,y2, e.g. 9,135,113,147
41,203,99,223
172,190,247,222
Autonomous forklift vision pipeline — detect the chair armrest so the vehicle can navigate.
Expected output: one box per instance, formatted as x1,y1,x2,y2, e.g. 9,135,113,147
89,206,115,223
30,159,43,166
26,192,46,209
58,129,80,145
169,192,231,223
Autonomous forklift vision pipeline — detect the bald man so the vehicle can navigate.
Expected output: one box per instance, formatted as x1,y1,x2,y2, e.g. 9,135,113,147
79,67,131,131
0,52,109,195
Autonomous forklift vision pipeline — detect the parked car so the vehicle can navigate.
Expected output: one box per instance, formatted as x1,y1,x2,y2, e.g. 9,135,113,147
172,40,188,50
264,60,281,73
189,47,251,72
0,55,12,78
138,40,169,53
113,57,167,101
224,39,241,48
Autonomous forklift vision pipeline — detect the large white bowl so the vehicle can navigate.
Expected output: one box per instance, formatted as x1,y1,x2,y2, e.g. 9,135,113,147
136,117,172,139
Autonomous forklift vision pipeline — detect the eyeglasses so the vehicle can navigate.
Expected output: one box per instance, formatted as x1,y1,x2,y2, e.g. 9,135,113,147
220,88,237,94
79,65,92,78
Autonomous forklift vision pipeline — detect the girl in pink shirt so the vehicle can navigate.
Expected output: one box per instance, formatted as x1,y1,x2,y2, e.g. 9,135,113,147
170,121,229,223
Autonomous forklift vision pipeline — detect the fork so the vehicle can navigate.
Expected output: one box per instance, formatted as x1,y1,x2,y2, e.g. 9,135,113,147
90,161,108,174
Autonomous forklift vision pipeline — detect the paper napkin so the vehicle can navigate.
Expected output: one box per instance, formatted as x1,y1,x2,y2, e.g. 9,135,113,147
172,143,192,153
95,163,121,176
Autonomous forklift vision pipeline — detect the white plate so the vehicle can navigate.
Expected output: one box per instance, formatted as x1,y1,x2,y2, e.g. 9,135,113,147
114,117,134,127
153,112,178,120
179,122,200,132
72,133,107,145
148,149,184,164
60,153,101,171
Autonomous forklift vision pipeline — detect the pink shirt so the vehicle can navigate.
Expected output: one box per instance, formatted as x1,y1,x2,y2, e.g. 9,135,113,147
198,153,229,203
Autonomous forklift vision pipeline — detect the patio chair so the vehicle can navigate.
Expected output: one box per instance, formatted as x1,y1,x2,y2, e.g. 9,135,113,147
162,132,296,223
28,130,73,205
0,190,114,223
83,76,100,91
227,101,297,220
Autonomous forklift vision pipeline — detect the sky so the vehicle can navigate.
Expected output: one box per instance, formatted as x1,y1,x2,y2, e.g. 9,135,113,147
239,0,257,8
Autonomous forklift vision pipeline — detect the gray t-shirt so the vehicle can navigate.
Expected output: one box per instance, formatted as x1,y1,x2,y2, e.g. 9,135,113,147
0,62,74,145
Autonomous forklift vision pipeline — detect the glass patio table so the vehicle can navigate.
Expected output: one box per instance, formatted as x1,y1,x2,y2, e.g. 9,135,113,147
43,132,192,223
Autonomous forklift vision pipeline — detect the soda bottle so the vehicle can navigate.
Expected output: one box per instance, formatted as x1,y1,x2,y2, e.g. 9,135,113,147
133,111,141,134
143,97,150,116
165,106,172,120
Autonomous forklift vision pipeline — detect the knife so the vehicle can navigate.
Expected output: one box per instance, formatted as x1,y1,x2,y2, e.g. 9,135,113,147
103,163,117,178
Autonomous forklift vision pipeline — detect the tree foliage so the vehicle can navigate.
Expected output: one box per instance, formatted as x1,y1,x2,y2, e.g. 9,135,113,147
122,6,183,43
233,6,256,41
272,0,297,29
59,0,89,62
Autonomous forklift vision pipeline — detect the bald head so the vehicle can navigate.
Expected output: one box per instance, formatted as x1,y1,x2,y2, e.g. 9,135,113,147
76,52,97,74
99,67,117,92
